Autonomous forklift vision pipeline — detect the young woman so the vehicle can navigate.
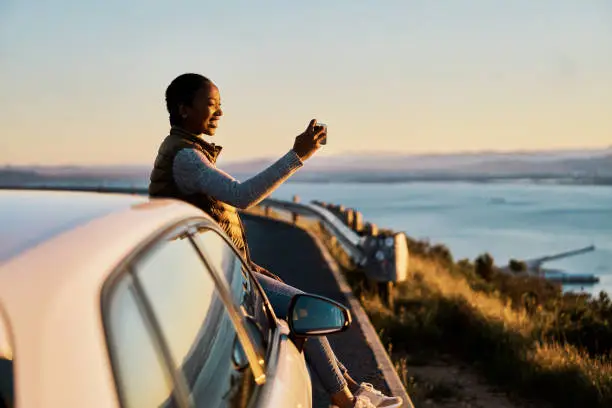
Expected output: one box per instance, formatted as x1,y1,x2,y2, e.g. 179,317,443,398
149,73,403,408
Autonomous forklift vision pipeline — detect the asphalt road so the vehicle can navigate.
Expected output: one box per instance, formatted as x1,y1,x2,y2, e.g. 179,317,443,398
242,214,391,408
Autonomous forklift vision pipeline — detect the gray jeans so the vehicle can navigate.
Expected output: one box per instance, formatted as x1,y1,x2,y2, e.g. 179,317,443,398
255,272,349,394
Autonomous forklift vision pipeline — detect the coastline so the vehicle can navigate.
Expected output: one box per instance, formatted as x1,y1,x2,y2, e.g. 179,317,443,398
2,169,612,188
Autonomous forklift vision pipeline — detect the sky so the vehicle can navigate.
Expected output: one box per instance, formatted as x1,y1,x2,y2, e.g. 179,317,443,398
0,0,610,165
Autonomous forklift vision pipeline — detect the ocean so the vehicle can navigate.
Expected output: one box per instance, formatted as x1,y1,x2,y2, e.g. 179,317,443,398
269,181,612,296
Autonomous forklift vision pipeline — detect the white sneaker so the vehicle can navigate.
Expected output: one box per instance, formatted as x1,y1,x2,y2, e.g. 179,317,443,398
354,383,403,408
352,395,376,408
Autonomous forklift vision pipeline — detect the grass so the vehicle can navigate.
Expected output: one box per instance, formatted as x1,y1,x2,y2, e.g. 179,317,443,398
303,216,612,408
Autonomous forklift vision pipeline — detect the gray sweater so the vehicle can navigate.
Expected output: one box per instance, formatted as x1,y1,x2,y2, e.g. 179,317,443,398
172,148,303,209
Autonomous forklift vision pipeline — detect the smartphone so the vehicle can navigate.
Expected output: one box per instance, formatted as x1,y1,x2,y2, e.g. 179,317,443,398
316,122,327,145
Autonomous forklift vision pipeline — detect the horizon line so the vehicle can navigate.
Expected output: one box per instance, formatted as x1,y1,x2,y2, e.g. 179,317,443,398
2,145,610,168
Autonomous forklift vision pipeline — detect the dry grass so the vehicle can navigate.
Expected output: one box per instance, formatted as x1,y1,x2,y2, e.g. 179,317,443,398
404,256,536,335
295,213,612,408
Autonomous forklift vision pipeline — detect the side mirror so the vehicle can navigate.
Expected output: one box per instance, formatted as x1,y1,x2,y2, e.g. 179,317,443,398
288,294,351,337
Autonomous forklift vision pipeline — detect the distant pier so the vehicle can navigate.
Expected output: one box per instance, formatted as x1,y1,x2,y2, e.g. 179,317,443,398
519,245,600,284
542,269,600,284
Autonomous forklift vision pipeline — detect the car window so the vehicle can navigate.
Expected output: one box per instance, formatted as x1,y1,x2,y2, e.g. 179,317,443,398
133,234,257,408
105,275,178,408
192,228,272,346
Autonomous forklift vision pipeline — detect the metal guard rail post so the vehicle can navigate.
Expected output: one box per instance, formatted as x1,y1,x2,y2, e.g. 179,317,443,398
259,198,366,266
259,198,409,285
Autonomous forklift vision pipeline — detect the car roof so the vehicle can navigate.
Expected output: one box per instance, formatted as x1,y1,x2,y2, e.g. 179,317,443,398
0,189,217,407
0,189,149,264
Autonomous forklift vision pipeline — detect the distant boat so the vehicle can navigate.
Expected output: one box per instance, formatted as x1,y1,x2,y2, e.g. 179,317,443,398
489,197,506,204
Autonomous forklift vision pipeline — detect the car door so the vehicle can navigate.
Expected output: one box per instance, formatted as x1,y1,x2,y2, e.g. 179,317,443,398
190,225,274,350
189,225,313,408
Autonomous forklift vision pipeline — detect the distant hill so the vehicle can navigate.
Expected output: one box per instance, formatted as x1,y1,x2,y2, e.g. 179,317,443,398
223,147,612,173
1,147,611,186
0,165,150,186
223,148,612,184
449,154,612,176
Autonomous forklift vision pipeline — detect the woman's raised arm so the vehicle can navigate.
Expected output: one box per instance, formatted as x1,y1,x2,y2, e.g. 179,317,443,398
173,148,303,209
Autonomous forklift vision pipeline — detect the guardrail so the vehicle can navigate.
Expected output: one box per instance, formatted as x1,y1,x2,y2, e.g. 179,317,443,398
258,196,409,285
0,184,408,306
259,197,366,266
255,196,409,307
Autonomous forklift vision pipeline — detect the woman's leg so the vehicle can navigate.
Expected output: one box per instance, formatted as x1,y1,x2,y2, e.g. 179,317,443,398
255,273,349,395
255,273,404,408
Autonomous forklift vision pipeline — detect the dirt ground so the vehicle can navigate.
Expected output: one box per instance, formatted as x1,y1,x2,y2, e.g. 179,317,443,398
398,355,545,408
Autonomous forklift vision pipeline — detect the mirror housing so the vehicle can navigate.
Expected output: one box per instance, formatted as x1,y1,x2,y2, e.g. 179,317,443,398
288,294,351,337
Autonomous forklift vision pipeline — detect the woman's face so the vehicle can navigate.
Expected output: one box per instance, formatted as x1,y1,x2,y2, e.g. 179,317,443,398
180,82,223,135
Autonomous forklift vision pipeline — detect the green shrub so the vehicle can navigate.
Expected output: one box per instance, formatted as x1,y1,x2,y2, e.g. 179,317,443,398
475,253,495,281
508,258,528,273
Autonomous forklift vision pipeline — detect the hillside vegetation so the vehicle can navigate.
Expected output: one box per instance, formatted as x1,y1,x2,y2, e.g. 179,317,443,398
309,217,612,408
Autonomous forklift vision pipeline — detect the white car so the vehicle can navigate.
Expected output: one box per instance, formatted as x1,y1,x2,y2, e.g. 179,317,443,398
0,189,352,408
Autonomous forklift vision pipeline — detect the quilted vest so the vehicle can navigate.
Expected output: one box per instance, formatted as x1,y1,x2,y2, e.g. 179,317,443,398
148,127,251,259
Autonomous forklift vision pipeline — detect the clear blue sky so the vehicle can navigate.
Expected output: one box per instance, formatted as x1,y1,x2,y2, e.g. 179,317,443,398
1,0,610,165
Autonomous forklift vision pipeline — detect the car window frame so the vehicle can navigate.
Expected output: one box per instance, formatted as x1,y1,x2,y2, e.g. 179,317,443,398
189,222,280,331
188,225,309,407
189,222,311,408
181,225,267,385
102,271,185,408
100,217,267,408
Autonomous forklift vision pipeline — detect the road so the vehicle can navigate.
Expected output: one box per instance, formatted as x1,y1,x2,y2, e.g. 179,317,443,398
242,214,392,408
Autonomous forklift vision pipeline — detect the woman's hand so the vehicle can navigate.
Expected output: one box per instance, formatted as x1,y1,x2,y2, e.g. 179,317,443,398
292,119,327,161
